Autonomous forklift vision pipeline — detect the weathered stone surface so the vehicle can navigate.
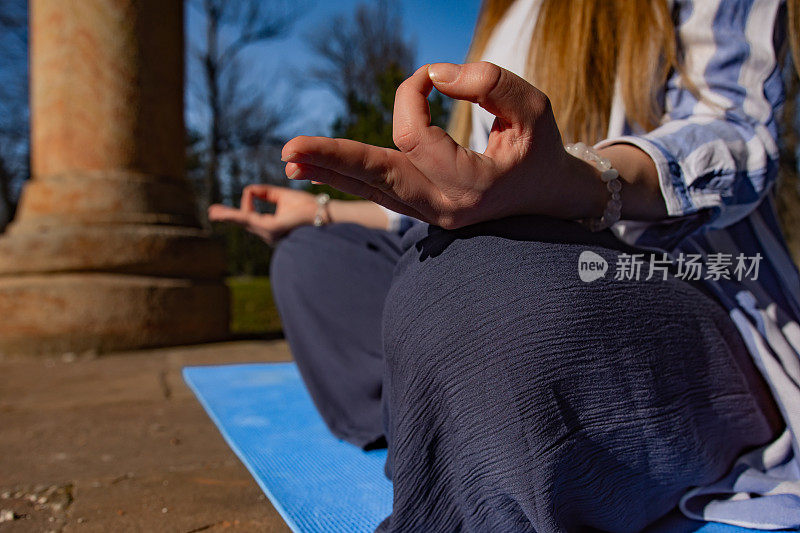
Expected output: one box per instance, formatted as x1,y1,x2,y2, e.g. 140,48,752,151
0,225,227,278
0,341,293,531
30,0,184,178
10,172,201,229
0,275,229,355
0,0,230,354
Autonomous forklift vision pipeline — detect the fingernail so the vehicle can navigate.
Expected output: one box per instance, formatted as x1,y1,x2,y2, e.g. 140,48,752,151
288,168,301,180
428,63,461,83
281,152,298,162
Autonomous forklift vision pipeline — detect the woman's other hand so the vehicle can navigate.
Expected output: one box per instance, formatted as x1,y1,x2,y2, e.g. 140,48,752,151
207,185,317,244
281,62,609,229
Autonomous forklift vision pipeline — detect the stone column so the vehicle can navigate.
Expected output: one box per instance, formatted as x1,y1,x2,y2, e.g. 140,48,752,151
0,0,230,354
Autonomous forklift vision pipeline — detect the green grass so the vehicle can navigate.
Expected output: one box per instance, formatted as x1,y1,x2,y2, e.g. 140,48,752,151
227,276,283,335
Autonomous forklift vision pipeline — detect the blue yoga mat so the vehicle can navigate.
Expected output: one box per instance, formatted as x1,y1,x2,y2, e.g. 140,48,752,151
183,363,392,532
183,362,789,533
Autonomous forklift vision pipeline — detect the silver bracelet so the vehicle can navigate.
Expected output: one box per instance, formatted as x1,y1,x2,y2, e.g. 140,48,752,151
565,142,622,232
313,193,331,227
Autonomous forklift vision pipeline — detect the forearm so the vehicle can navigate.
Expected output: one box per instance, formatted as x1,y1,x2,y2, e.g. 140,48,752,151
326,200,391,230
559,143,667,222
598,144,667,220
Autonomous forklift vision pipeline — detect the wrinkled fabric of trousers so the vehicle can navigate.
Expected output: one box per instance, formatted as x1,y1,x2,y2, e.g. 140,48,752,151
270,216,782,533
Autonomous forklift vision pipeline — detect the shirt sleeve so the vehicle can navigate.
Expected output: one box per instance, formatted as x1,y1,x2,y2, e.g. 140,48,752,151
596,0,785,245
379,205,419,234
380,205,403,232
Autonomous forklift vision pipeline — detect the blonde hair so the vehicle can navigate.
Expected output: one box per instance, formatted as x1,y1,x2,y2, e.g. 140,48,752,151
449,0,800,146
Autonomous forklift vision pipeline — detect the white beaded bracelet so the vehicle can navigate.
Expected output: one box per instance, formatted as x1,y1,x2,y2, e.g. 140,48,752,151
313,193,331,227
564,142,622,232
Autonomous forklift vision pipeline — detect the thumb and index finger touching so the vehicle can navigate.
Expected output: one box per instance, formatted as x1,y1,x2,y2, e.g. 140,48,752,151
395,61,544,168
241,184,283,212
427,61,546,130
207,184,283,228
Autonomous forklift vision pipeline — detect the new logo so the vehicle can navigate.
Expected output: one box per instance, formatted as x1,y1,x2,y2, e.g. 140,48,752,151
578,251,608,282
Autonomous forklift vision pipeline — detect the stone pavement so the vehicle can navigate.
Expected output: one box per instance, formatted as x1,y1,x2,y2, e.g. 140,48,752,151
0,341,294,532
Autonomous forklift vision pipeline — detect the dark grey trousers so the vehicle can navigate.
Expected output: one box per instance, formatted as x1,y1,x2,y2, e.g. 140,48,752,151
270,217,781,532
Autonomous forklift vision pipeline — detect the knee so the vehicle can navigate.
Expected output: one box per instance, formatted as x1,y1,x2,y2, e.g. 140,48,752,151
381,219,726,382
271,222,399,311
270,226,320,277
384,229,581,369
385,221,599,316
381,220,654,373
271,223,388,282
270,226,309,282
269,225,332,306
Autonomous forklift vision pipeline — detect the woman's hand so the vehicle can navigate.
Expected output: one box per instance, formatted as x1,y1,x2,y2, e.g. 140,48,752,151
207,185,317,244
281,62,609,229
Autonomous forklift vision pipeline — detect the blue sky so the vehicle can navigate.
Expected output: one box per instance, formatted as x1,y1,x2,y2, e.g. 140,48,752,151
186,0,482,137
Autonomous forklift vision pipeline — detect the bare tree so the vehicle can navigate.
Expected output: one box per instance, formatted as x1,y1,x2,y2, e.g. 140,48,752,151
306,0,449,155
188,0,297,206
309,0,415,105
0,0,28,230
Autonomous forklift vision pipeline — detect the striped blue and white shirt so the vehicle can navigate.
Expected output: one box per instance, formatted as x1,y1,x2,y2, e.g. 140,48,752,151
602,1,800,528
394,0,800,528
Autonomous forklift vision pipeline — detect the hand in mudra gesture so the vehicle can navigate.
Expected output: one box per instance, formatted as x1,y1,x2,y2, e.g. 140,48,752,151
207,185,319,244
281,62,605,229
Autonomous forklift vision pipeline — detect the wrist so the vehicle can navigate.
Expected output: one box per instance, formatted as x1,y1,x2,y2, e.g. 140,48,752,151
311,193,332,226
562,150,610,220
318,199,393,231
596,144,667,220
